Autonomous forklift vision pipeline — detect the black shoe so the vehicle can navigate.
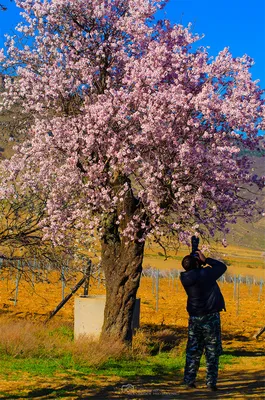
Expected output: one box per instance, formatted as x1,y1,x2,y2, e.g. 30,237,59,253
207,385,218,391
185,383,196,389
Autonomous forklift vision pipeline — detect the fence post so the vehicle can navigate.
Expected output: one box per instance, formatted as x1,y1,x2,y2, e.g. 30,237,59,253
14,260,21,306
83,259,92,296
0,258,3,281
61,265,65,300
97,264,101,288
246,276,249,295
152,269,155,295
236,275,240,315
156,268,159,312
233,275,237,300
258,281,263,303
249,276,253,296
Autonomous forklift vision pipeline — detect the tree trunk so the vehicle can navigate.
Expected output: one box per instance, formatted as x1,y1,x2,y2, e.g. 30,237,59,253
100,234,144,344
100,175,146,344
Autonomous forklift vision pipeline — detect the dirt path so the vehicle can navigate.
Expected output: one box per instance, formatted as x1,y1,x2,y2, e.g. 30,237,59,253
0,346,264,399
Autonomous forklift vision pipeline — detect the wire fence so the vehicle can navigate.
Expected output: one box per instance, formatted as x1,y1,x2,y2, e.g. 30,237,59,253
0,257,264,316
142,266,264,314
0,256,102,306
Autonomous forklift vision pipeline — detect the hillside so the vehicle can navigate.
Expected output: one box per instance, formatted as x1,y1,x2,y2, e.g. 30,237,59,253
225,155,265,250
227,211,265,250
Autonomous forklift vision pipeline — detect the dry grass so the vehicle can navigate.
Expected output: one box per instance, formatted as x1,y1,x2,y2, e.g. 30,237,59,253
0,318,73,359
131,329,151,357
0,318,155,367
73,334,129,367
0,318,185,368
0,319,42,358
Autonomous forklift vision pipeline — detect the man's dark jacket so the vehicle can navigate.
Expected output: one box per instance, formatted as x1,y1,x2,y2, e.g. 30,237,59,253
180,258,227,317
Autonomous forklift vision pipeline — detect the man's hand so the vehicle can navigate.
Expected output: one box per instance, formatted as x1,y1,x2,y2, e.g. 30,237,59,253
195,250,206,264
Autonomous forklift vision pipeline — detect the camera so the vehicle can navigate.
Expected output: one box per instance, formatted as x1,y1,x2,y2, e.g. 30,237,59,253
190,236,204,267
190,235,199,258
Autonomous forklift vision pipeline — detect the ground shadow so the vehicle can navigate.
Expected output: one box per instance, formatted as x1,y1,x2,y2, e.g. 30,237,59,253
223,349,265,357
0,385,90,399
223,332,250,342
139,323,187,354
92,369,265,399
0,369,263,399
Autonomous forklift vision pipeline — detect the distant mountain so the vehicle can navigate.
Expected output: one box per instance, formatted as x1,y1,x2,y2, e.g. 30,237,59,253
227,155,265,250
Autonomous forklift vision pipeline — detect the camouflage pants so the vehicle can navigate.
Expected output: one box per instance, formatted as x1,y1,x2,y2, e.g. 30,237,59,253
184,312,223,386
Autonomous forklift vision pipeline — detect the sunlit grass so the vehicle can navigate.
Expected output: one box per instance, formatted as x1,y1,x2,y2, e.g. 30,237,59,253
0,351,235,380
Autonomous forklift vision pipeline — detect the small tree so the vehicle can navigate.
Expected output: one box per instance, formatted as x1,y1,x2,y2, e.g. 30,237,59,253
0,191,68,264
0,192,45,251
0,0,264,343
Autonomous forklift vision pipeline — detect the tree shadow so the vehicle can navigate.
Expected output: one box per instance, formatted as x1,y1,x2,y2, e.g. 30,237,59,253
223,332,250,342
1,369,263,399
223,349,265,357
0,384,93,399
89,369,265,399
142,323,261,348
139,323,187,354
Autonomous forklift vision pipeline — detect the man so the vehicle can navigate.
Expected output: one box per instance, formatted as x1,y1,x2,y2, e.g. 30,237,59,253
180,250,227,391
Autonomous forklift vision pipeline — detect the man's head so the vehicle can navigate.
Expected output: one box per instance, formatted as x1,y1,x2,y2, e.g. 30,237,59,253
181,255,200,271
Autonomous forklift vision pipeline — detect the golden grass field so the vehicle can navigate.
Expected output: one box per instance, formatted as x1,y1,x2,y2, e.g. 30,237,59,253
0,243,264,331
0,270,264,333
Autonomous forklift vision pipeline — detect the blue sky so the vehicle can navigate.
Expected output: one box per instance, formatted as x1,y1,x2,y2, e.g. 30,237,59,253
158,0,265,88
0,0,264,88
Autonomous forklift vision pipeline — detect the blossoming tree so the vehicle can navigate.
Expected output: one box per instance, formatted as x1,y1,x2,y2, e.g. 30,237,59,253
0,0,264,343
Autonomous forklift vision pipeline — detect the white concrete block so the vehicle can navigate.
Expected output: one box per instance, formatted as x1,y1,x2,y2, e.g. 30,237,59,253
74,295,140,340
